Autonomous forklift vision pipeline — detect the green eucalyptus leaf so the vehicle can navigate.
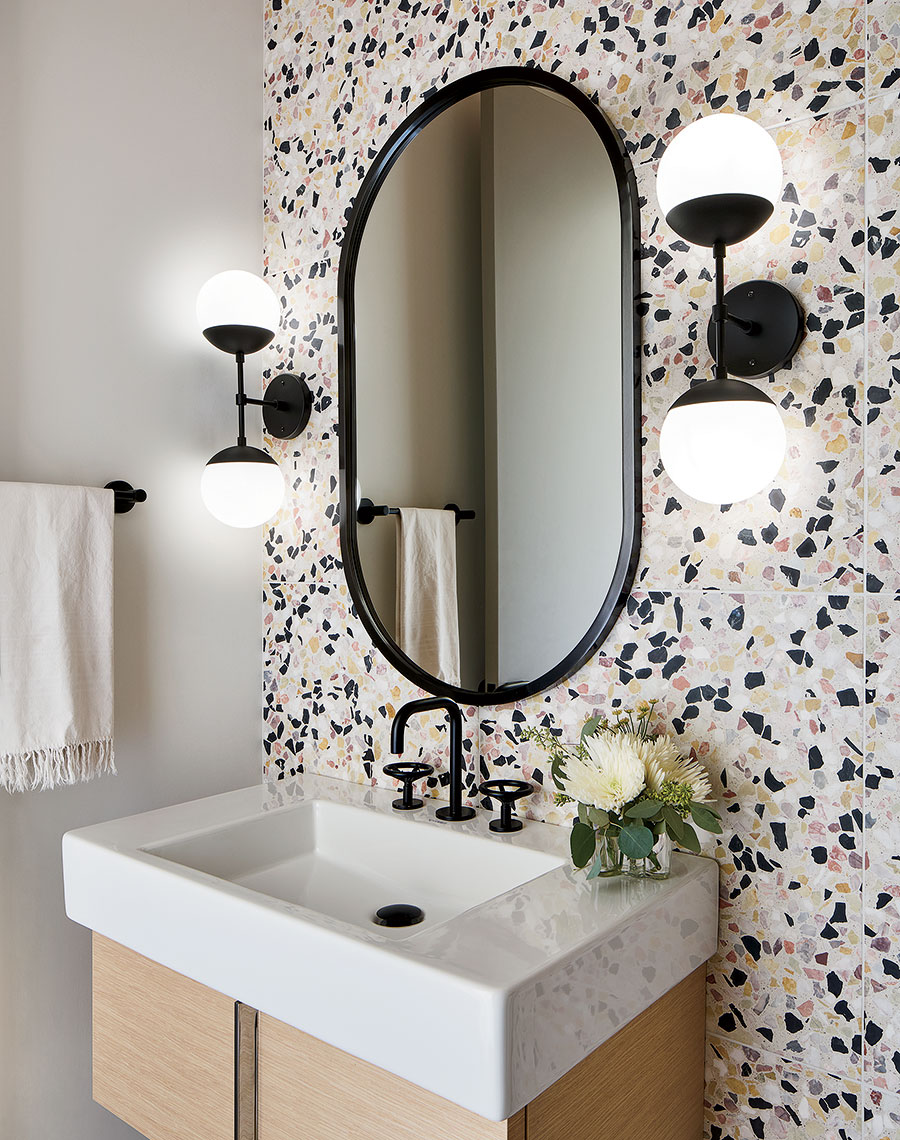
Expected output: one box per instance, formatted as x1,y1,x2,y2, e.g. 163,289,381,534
691,800,721,820
624,799,662,820
581,857,611,880
689,803,723,834
662,806,687,843
618,824,654,859
580,715,602,741
587,806,609,828
677,821,702,853
570,820,597,868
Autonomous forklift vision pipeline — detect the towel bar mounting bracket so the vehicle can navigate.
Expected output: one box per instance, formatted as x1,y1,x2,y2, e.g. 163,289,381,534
105,481,148,514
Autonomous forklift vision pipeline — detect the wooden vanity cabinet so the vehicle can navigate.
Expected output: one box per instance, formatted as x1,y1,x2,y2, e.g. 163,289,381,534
92,934,234,1140
92,934,706,1140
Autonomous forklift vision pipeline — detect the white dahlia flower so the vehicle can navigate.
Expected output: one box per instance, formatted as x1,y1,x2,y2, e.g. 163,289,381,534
563,733,646,814
645,734,712,803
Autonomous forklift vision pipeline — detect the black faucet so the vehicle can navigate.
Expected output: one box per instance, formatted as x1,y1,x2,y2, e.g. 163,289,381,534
390,697,476,822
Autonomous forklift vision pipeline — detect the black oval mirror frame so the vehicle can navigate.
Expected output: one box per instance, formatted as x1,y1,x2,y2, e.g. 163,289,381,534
337,65,642,707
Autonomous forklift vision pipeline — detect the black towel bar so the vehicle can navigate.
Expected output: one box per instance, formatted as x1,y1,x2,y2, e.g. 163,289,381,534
357,497,475,526
105,481,147,514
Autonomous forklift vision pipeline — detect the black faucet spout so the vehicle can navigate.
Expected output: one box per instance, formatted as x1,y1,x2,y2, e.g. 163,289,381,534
389,697,475,822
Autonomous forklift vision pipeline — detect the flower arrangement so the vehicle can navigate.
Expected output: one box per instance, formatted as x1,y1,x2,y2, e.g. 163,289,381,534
523,701,721,879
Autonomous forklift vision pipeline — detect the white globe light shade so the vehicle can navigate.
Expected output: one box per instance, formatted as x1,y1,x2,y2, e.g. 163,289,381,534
660,384,786,505
656,114,782,245
200,447,285,527
196,270,281,336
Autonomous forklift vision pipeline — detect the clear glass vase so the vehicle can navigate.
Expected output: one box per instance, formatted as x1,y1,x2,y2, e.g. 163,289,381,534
624,831,672,879
592,831,624,876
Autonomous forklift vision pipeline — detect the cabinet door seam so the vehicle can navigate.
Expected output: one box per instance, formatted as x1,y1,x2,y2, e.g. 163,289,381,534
235,1001,259,1140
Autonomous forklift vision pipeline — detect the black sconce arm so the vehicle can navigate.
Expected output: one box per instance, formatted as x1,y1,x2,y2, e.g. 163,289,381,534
230,351,313,445
709,241,763,382
711,241,728,381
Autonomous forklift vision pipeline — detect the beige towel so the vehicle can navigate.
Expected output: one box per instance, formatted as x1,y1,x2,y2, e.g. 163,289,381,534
0,482,115,792
396,508,461,686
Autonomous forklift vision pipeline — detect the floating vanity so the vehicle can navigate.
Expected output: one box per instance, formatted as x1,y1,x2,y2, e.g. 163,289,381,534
64,772,718,1140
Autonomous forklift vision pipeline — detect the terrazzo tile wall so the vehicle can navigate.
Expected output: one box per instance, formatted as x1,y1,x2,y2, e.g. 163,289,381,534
261,2,899,1136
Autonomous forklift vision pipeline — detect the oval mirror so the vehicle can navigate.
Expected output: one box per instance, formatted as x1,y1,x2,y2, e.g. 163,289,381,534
338,67,641,705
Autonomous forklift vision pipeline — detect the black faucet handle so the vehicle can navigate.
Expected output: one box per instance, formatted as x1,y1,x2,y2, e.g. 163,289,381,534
383,761,434,811
478,779,533,833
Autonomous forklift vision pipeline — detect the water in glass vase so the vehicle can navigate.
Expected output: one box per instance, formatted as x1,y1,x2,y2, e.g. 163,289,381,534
593,831,624,876
624,831,671,879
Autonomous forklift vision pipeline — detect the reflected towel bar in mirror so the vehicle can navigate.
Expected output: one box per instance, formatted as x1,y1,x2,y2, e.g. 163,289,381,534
357,497,475,526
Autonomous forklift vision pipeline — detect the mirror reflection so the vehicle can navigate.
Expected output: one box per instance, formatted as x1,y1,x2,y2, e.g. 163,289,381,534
350,80,633,696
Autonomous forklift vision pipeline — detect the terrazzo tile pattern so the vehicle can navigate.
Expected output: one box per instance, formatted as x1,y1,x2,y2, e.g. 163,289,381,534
867,96,900,595
865,93,900,1126
865,597,900,1099
483,1,865,153
260,2,894,1136
870,2,900,96
705,1035,861,1139
867,1087,900,1140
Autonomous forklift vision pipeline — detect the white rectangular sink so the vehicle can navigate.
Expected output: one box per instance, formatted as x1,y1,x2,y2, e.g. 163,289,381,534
64,772,717,1122
146,799,564,938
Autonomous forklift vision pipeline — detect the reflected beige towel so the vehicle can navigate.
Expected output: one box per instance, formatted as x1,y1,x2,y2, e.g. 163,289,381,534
0,482,115,792
396,508,461,686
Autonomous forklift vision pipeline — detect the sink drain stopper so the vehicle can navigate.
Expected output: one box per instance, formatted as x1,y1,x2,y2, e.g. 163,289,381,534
373,903,425,927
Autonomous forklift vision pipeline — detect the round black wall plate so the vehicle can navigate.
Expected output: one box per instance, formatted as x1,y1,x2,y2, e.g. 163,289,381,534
263,373,313,439
707,280,805,379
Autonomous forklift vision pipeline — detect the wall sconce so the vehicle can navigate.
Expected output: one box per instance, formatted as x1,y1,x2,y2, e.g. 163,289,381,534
656,114,804,505
196,270,311,527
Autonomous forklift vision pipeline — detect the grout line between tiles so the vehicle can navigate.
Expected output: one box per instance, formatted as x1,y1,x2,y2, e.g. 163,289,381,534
861,5,872,1130
264,577,870,600
754,97,867,139
629,587,867,598
706,1030,863,1087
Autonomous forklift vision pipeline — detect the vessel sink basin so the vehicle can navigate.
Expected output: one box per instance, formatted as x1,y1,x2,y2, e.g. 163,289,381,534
63,772,717,1121
146,799,564,937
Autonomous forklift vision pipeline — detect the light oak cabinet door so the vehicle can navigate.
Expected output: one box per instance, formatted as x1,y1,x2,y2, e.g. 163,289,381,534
256,1012,524,1140
525,965,706,1140
92,934,234,1140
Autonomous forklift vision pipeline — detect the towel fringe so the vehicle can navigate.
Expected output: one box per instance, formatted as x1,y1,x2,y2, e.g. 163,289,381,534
0,739,116,793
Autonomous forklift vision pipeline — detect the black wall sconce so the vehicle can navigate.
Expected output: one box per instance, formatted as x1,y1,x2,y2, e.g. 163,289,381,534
656,114,805,505
196,270,312,527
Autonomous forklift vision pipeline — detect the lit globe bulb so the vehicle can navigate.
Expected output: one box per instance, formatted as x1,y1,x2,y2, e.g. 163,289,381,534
200,446,285,527
196,270,281,354
659,379,786,505
656,114,783,247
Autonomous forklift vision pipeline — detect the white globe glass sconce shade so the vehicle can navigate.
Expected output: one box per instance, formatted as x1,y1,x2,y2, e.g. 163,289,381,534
200,445,285,528
656,114,783,247
196,270,282,355
659,379,786,505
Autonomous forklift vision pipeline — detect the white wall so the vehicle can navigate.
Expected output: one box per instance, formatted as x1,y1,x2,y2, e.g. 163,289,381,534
0,2,263,1136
